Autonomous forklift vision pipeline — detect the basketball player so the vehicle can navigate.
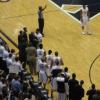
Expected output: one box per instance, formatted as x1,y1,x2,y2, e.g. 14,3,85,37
39,58,48,89
12,57,23,74
35,28,42,44
81,5,91,35
46,50,54,79
37,44,45,60
51,61,62,98
38,5,47,36
52,51,64,66
36,44,45,78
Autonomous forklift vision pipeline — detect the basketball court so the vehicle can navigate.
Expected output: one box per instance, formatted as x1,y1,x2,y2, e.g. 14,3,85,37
0,0,100,99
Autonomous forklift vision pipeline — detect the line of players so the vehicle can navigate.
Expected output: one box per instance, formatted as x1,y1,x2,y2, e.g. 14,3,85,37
36,44,84,100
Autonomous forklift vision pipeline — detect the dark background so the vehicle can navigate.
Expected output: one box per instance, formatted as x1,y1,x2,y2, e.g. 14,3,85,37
51,0,100,20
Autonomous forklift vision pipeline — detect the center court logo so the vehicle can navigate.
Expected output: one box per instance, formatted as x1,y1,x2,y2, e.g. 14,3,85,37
49,0,100,22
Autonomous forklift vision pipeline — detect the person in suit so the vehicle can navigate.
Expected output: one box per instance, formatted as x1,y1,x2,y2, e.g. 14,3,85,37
23,27,28,45
73,80,84,100
68,73,79,100
29,32,38,48
18,30,27,68
26,44,37,75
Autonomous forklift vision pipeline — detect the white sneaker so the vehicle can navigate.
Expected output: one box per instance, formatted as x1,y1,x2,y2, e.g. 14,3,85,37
82,32,85,35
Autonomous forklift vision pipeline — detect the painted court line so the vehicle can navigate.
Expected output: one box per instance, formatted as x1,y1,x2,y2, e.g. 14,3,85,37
61,4,82,14
90,13,100,20
48,0,100,23
48,0,81,23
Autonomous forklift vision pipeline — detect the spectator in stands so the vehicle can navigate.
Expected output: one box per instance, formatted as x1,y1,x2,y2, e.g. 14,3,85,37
0,75,6,99
11,75,22,98
3,47,9,60
0,42,5,70
0,38,3,44
22,79,33,100
11,57,23,75
10,49,16,61
6,53,13,72
0,44,9,74
24,93,32,100
26,44,37,75
1,59,9,75
2,86,8,100
0,42,5,59
38,5,47,36
4,43,10,52
86,84,96,100
68,73,79,100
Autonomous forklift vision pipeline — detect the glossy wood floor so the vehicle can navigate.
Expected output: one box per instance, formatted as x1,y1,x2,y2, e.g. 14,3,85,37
0,0,100,99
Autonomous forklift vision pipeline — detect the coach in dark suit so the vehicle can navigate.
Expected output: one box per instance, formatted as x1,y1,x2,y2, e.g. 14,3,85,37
26,44,36,75
29,32,38,48
18,30,27,68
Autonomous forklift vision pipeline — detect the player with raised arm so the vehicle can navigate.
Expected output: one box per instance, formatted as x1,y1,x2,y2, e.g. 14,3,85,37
81,5,91,35
38,5,47,36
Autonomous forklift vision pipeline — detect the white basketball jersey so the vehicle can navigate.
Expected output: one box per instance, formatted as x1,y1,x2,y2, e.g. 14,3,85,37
82,6,88,18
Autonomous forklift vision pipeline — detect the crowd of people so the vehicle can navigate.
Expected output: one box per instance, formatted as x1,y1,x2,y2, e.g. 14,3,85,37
0,0,99,99
0,4,99,99
0,37,35,100
16,26,100,100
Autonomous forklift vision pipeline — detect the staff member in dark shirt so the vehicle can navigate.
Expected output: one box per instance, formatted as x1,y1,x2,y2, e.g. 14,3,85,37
93,90,100,100
29,32,38,48
38,5,46,36
86,84,96,100
68,73,79,100
56,73,69,100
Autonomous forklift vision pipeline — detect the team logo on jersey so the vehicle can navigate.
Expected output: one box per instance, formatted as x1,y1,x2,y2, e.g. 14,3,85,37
49,0,100,22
